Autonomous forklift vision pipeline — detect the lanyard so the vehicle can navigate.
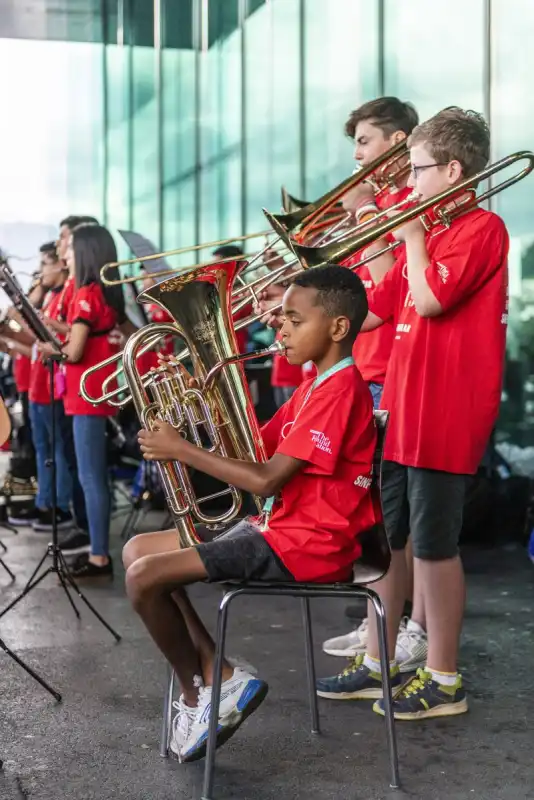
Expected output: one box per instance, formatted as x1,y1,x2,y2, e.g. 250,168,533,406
262,356,354,516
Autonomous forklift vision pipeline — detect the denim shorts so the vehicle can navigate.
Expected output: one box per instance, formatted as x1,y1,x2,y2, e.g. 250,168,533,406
381,461,471,560
195,518,294,583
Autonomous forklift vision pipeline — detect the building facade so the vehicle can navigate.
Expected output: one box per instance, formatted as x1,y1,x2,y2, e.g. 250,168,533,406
0,0,533,443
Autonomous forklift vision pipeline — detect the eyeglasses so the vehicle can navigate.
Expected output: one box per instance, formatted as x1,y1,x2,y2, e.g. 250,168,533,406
410,163,449,179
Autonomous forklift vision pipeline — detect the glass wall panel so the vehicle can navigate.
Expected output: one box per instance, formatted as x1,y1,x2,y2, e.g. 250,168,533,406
303,0,380,198
0,38,104,284
491,0,534,443
200,2,241,166
244,2,278,235
131,0,159,246
105,43,131,240
383,0,485,122
163,176,196,266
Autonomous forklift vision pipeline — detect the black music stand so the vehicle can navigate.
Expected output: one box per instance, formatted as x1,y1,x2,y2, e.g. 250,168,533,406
0,633,61,701
0,258,120,643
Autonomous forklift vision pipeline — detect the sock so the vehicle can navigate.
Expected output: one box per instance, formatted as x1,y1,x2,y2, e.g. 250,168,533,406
427,667,458,687
363,654,397,675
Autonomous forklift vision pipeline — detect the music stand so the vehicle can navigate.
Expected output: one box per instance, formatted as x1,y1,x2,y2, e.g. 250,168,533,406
0,257,121,643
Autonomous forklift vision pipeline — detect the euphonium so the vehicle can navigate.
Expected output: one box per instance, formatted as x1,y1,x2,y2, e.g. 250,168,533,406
115,259,282,548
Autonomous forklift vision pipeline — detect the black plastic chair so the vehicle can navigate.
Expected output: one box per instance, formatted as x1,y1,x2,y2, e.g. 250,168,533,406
161,410,399,799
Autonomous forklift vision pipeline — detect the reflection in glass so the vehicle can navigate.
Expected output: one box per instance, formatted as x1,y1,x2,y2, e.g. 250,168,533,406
384,0,485,121
304,0,379,198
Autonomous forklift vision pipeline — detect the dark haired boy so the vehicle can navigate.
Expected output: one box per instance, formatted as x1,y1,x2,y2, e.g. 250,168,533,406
123,265,379,762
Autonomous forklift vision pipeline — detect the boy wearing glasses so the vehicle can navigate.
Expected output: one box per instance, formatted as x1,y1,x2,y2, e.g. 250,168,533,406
317,107,509,720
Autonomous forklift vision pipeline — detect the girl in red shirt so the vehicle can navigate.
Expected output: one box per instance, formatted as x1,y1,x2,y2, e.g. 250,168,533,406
46,225,125,579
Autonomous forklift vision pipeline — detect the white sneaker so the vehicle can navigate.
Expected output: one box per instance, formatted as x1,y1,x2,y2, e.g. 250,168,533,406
169,696,198,762
395,618,428,673
181,668,268,763
322,618,369,657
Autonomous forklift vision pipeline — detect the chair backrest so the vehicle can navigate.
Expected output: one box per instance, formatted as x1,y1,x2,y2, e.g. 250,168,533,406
372,409,389,484
354,410,391,579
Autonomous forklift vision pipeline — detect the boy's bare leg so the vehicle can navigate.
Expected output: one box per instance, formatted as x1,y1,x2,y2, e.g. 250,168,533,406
365,549,408,662
123,531,234,687
410,556,426,629
404,537,414,607
418,555,465,672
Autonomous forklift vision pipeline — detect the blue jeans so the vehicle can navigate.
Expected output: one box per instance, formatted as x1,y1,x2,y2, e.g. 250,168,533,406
368,382,384,410
73,415,111,557
29,401,74,513
59,413,88,529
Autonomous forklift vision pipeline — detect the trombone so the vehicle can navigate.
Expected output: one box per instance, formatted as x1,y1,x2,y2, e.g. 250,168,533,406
99,139,409,291
254,148,534,320
79,142,410,409
82,150,533,410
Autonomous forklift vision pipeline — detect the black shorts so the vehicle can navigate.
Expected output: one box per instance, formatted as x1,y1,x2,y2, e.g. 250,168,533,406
195,519,295,583
381,461,471,560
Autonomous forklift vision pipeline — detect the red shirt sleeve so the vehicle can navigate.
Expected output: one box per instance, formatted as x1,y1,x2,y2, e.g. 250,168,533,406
424,212,509,312
70,285,99,328
275,380,358,475
367,255,404,323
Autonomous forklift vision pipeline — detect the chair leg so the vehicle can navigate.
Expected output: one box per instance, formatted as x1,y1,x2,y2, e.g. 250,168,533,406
301,597,320,734
0,558,15,581
201,590,234,800
159,665,175,758
367,589,400,789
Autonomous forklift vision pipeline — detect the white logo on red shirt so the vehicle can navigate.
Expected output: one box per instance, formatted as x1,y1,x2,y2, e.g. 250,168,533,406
436,261,450,283
404,290,415,308
354,474,372,489
79,300,91,312
396,323,411,334
362,279,373,290
310,430,332,454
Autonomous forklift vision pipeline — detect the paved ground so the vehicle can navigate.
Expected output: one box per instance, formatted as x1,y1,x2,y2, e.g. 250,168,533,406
0,508,533,800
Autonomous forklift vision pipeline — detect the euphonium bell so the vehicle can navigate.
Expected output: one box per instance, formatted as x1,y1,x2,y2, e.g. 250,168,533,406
120,258,282,548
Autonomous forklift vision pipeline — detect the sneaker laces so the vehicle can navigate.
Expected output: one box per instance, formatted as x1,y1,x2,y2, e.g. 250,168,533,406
171,696,197,741
171,674,204,740
398,668,432,698
341,653,364,677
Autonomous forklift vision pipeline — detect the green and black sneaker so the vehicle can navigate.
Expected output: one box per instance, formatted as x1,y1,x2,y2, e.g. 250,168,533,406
316,654,401,700
373,668,468,720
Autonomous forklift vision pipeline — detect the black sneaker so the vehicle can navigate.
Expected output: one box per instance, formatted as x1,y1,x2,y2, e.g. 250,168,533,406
8,504,42,526
32,508,74,532
69,556,113,580
58,529,91,556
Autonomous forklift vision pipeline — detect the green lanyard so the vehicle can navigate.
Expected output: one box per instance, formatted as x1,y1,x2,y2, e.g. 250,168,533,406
262,356,355,516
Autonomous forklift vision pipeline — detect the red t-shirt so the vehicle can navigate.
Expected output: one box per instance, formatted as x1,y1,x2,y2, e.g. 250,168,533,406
29,286,66,404
137,304,175,376
13,354,31,394
368,208,509,475
271,333,305,388
346,186,414,384
260,364,379,582
64,283,121,416
55,275,75,324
